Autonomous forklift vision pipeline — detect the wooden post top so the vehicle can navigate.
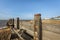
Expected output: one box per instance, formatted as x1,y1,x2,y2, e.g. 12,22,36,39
34,14,41,16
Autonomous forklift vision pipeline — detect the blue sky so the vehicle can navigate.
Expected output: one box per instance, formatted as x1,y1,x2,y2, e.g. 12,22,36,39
0,0,60,19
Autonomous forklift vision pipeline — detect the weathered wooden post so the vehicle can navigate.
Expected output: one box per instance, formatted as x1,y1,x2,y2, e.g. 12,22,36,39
17,17,20,29
12,18,14,28
7,18,14,28
34,14,42,40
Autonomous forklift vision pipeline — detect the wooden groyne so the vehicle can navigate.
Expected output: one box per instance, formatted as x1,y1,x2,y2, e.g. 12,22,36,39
0,13,60,40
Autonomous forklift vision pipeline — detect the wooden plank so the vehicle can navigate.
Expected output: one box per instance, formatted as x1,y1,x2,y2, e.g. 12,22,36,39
12,28,24,40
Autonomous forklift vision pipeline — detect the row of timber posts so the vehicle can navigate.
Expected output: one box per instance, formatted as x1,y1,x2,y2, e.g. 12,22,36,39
7,17,20,29
7,18,14,28
7,13,42,40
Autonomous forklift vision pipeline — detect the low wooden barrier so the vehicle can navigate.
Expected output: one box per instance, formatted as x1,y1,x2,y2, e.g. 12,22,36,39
6,13,60,40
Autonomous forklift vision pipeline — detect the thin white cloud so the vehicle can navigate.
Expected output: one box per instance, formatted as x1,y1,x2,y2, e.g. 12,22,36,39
0,9,14,19
20,13,34,19
0,13,12,19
